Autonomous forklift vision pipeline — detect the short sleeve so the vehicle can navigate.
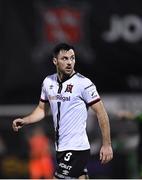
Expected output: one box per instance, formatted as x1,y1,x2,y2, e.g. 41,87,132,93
40,79,49,103
82,78,101,106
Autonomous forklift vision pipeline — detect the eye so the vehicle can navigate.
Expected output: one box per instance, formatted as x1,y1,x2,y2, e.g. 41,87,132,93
70,56,75,61
61,57,68,61
63,57,68,61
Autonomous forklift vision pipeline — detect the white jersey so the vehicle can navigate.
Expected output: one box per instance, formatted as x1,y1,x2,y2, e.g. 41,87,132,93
40,72,100,151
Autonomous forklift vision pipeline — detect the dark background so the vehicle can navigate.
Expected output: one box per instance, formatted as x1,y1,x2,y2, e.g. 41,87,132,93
0,0,142,178
1,0,142,104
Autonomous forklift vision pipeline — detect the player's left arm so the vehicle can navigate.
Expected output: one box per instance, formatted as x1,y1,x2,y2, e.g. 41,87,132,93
90,100,113,164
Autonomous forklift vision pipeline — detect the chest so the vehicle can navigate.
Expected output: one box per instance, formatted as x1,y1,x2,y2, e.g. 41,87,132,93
47,81,81,103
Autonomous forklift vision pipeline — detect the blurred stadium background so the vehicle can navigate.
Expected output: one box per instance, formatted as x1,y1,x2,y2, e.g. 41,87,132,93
0,0,142,178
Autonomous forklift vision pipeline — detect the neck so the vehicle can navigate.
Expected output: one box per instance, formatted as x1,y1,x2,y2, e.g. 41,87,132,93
57,70,75,82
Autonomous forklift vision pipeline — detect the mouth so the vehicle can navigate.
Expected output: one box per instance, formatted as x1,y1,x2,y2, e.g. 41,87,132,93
66,66,72,70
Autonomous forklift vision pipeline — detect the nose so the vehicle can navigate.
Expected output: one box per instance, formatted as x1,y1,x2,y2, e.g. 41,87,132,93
67,59,72,64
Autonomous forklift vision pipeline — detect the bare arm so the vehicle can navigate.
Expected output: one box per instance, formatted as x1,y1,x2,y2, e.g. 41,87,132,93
91,100,113,164
12,101,50,132
91,100,111,145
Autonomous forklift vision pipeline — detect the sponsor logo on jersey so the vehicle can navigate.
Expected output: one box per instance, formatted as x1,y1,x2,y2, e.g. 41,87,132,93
59,162,72,170
48,95,70,102
49,85,54,89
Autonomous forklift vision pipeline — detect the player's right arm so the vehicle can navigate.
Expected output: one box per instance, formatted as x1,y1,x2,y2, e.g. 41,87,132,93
12,101,49,132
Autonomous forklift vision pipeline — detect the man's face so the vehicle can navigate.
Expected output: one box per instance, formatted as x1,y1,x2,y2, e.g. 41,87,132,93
53,49,75,76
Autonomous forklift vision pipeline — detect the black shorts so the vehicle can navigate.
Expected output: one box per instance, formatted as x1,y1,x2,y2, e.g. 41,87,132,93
54,149,90,179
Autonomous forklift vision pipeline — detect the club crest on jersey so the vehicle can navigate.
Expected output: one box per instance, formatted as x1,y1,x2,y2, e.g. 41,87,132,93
65,84,73,93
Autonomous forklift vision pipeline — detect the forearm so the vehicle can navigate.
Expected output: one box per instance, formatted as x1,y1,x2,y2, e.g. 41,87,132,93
97,110,111,145
22,105,45,125
90,99,113,163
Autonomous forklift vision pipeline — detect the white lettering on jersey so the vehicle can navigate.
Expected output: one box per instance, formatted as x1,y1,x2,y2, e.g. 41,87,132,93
64,152,72,161
48,95,70,102
59,162,72,170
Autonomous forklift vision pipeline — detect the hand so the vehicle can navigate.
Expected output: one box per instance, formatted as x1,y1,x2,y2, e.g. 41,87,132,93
100,144,113,164
12,118,25,132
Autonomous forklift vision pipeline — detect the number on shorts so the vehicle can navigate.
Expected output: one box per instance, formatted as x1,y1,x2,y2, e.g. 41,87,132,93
64,152,72,161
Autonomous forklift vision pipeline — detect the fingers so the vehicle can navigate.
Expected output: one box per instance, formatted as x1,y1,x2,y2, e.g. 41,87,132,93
12,120,18,132
100,153,113,164
12,119,23,132
100,146,113,164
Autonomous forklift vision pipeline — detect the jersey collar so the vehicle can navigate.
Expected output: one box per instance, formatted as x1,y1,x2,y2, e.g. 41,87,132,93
57,72,77,83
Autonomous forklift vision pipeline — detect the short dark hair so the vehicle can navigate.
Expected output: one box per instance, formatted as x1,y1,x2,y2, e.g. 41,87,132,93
53,43,75,58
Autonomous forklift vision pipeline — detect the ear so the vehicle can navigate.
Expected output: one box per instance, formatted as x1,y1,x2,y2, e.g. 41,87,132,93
53,58,57,65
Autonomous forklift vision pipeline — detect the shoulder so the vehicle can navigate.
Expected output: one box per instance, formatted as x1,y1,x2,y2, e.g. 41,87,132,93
75,73,86,79
75,73,96,89
42,74,57,89
76,73,93,85
43,73,57,83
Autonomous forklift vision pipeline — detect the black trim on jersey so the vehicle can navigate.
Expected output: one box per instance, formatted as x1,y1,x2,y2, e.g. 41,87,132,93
76,73,85,78
56,79,63,149
57,72,77,83
56,102,61,149
40,98,49,103
58,82,62,93
88,98,101,106
79,97,89,110
84,83,94,90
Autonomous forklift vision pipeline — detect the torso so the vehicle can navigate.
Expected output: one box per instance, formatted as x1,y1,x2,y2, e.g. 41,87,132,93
41,73,100,151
